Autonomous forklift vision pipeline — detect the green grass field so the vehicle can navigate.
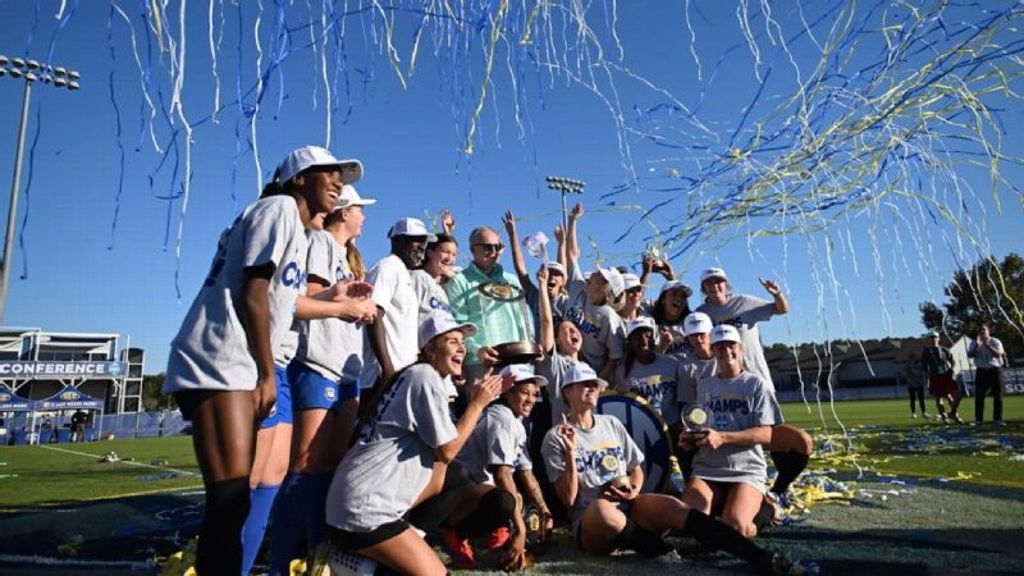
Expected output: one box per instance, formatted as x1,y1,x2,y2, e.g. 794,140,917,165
1,396,1022,575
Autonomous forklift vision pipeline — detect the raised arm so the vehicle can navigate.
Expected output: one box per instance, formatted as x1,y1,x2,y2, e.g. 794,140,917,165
760,278,789,315
502,210,535,291
566,203,583,264
537,266,555,353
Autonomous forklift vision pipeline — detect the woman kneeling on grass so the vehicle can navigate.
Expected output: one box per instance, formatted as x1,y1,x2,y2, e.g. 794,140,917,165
323,312,502,575
542,362,814,575
680,324,777,539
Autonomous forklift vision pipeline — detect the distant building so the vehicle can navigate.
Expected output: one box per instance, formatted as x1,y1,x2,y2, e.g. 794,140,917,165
0,328,145,414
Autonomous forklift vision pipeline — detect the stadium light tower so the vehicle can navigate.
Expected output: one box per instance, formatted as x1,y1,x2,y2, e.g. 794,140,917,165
545,175,586,231
0,55,80,324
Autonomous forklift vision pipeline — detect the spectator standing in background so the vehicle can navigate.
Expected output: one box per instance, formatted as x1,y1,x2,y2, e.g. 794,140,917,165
967,324,1007,425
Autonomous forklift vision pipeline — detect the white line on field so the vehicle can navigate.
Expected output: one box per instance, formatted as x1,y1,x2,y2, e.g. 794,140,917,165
38,445,199,477
0,554,152,570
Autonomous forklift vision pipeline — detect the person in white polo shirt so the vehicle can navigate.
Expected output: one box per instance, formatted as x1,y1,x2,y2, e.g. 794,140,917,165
967,324,1008,425
362,218,435,396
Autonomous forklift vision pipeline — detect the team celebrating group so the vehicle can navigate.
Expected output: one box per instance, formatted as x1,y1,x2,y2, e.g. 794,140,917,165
163,146,817,575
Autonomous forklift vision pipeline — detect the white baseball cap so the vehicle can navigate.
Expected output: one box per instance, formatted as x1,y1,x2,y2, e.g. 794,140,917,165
499,364,549,388
625,316,657,338
388,217,437,242
335,184,376,209
418,311,477,350
700,267,729,285
710,324,741,345
683,312,714,336
659,280,692,298
544,261,566,276
596,267,626,298
561,362,608,392
622,273,642,291
274,145,363,185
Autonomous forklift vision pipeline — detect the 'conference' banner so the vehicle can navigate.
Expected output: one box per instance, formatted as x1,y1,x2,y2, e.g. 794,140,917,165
0,361,125,380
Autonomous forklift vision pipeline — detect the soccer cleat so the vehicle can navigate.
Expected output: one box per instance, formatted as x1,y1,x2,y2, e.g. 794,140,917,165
938,413,948,423
770,551,820,575
485,526,511,550
951,413,964,424
764,491,788,526
922,412,931,420
995,420,1007,426
440,528,477,570
911,413,918,419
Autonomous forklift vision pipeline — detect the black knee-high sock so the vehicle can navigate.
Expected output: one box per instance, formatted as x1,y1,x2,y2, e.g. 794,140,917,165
455,488,517,539
610,519,672,557
770,450,809,495
752,499,776,531
682,509,773,571
197,476,250,575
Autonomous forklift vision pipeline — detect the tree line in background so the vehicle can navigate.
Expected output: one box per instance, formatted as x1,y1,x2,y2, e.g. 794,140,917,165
920,252,1024,362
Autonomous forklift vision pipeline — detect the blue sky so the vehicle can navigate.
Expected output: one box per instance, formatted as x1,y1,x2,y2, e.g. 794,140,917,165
0,1,1021,373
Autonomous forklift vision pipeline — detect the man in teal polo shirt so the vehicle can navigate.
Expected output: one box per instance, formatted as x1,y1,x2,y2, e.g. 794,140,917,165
446,225,532,389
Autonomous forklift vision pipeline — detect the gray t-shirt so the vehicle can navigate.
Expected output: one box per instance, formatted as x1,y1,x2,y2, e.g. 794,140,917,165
536,349,577,423
296,230,363,383
613,354,682,425
165,195,307,393
562,261,625,372
361,254,420,389
541,414,644,523
411,269,454,329
698,294,777,391
676,350,715,415
325,363,457,531
458,403,531,485
691,371,777,490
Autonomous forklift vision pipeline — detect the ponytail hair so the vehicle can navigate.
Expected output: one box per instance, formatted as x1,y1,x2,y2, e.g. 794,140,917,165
346,239,366,281
259,180,287,198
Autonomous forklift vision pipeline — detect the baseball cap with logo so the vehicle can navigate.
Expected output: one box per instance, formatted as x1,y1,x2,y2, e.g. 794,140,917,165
388,217,437,242
597,267,626,298
273,145,363,185
499,364,549,389
683,312,714,336
418,311,477,350
561,362,609,392
700,267,729,285
335,184,376,209
625,316,657,338
710,324,741,345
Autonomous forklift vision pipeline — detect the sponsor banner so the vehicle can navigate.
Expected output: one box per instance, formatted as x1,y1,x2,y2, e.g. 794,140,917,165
0,361,124,380
38,386,104,410
0,384,34,411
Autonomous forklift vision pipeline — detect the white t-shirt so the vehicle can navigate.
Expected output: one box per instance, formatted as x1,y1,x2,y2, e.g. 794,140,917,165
164,195,307,393
361,254,419,389
296,230,364,383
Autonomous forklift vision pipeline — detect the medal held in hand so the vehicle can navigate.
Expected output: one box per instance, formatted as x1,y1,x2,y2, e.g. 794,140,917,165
683,405,710,439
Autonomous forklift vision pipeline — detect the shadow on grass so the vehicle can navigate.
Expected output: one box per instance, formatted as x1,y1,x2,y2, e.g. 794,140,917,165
0,491,203,562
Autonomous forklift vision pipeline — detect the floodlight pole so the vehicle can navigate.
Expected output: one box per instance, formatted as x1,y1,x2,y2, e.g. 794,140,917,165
0,79,32,325
545,175,586,232
0,56,81,324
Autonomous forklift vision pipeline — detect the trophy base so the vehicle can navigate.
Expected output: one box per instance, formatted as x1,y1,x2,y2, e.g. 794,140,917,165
493,341,543,366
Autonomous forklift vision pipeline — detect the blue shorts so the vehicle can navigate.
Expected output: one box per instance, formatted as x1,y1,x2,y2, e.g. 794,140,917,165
260,364,293,429
288,362,360,412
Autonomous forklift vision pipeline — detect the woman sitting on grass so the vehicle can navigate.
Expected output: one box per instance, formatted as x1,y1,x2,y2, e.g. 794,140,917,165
541,361,814,575
680,324,776,539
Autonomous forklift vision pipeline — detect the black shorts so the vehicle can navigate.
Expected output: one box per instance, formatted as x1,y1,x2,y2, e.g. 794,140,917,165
329,519,410,550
